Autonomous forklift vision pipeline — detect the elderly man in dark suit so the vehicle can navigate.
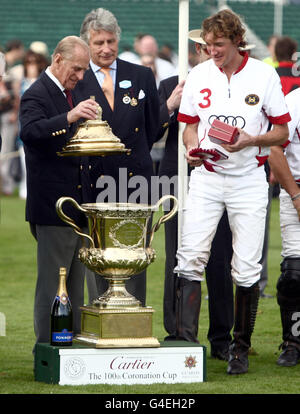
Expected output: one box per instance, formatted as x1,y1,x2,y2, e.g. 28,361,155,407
74,8,160,307
157,33,234,360
19,35,99,347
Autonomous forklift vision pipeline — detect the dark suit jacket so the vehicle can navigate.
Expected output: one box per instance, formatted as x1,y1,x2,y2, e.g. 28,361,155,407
19,71,93,226
157,76,192,182
157,75,180,178
74,58,160,204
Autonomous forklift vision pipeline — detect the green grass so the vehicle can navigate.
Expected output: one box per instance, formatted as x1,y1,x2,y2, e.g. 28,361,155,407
0,194,298,395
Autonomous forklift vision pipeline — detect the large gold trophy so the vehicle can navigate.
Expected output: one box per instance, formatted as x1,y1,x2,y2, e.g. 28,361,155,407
55,101,178,348
56,196,177,348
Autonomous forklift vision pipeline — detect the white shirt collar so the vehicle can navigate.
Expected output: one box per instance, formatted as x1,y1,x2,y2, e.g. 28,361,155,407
90,59,117,73
45,66,65,93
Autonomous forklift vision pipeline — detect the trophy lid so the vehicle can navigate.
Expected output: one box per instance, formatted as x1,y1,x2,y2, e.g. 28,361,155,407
81,202,155,211
57,97,131,157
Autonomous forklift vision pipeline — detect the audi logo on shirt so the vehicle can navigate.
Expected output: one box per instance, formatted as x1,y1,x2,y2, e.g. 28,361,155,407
208,115,246,129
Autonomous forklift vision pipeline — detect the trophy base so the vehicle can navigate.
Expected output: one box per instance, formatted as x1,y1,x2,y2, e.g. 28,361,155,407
57,147,131,157
75,334,160,348
92,289,142,309
77,305,160,348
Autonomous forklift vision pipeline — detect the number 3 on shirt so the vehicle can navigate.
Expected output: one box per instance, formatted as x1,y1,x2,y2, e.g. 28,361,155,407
199,88,211,108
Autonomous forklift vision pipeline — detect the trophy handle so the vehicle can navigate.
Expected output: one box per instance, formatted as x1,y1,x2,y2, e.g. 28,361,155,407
149,195,178,246
55,197,95,248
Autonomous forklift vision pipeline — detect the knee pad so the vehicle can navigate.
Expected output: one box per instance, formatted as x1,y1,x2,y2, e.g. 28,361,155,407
277,258,300,298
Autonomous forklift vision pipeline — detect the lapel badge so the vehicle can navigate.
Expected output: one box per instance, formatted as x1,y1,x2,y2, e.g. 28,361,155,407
119,80,132,88
130,97,138,107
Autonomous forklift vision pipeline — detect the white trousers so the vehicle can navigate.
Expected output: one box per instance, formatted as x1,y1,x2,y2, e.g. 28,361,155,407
174,167,268,287
280,189,300,258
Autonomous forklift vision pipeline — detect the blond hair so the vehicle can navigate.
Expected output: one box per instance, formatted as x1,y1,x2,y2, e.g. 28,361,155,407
202,9,246,48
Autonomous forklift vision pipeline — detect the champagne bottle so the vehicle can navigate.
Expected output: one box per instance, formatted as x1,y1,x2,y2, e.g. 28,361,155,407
50,267,73,346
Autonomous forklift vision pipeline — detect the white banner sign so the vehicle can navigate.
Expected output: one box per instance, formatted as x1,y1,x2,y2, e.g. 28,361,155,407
59,346,205,385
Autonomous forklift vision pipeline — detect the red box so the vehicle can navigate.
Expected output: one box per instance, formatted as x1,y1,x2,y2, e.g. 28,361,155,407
208,119,239,144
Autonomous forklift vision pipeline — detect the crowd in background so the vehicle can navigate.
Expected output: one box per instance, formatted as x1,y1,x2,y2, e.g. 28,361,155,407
0,39,50,199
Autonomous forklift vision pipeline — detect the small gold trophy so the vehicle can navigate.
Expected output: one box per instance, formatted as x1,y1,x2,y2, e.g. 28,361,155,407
56,195,178,348
57,97,131,157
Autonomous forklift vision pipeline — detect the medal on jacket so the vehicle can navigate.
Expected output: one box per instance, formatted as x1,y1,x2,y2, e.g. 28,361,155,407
130,98,138,106
123,94,131,104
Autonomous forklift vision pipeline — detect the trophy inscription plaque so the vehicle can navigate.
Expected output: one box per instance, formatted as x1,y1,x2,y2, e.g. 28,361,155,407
56,195,178,348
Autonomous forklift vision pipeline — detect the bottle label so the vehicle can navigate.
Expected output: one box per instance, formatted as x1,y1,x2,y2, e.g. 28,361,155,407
60,294,68,305
52,329,73,342
55,294,68,305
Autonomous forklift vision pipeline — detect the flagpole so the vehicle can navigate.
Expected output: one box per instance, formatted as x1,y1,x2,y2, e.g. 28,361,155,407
177,0,189,246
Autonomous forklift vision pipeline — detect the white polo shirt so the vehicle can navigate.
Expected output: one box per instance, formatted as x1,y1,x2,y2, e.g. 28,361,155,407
178,53,290,176
283,87,300,183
